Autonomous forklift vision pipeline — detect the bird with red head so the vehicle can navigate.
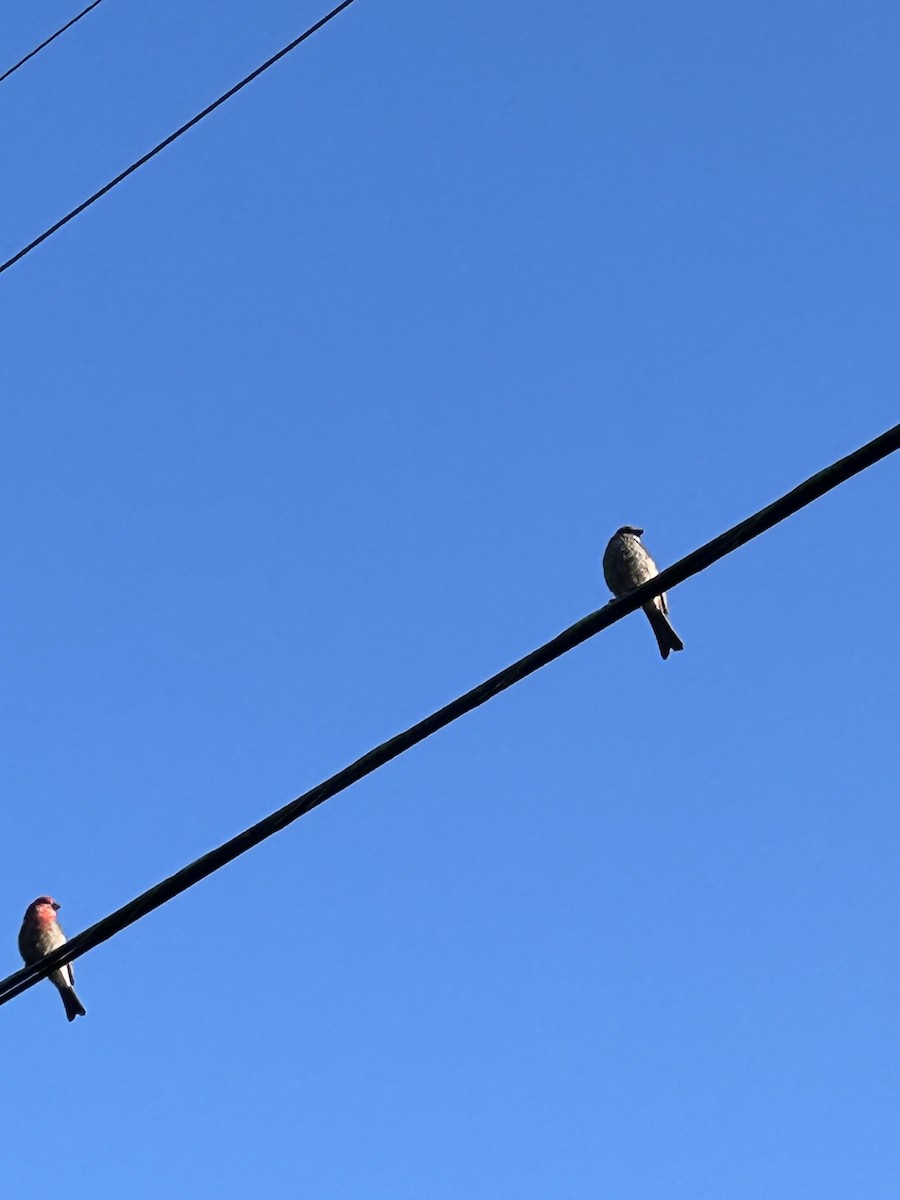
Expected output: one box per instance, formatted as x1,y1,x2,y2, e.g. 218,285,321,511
18,897,86,1022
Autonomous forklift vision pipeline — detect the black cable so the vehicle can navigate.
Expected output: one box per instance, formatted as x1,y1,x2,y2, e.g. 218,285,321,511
0,1,104,86
0,0,359,276
1,422,897,1009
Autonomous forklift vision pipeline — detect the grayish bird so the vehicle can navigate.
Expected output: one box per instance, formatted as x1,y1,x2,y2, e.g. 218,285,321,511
602,525,684,660
18,896,86,1022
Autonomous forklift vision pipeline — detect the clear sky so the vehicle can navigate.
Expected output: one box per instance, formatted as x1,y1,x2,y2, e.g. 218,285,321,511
1,1,898,1196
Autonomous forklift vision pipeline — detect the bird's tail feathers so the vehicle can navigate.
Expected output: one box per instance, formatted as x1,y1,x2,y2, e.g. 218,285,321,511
644,604,684,660
60,986,86,1021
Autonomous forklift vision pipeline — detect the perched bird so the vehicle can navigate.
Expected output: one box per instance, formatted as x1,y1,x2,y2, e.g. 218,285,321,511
602,525,684,660
18,897,86,1022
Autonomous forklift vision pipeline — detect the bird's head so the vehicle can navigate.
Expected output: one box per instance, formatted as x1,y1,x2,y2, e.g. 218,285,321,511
616,525,644,538
24,897,60,924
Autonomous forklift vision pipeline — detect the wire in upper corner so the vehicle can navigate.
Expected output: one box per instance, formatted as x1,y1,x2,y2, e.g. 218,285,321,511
0,1,104,86
0,0,360,275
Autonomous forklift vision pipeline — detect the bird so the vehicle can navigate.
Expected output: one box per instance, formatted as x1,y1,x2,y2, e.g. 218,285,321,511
18,897,86,1022
602,525,684,660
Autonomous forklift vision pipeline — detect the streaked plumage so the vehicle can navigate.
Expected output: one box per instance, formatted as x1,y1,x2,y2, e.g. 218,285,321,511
602,525,684,660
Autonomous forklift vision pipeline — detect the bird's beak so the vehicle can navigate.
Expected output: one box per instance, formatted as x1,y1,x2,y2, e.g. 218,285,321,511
51,902,60,911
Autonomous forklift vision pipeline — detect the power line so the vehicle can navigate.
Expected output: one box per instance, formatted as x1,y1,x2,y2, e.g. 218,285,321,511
1,421,897,1010
0,1,104,86
0,0,359,276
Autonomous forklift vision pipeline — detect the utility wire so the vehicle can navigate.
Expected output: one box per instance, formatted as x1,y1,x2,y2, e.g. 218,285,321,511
0,0,359,276
1,422,897,1010
0,1,104,86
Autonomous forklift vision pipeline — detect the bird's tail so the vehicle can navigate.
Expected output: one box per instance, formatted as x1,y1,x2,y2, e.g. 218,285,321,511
60,986,86,1022
644,603,684,660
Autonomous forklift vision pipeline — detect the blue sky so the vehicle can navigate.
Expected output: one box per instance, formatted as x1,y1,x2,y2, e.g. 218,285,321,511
1,1,899,1196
